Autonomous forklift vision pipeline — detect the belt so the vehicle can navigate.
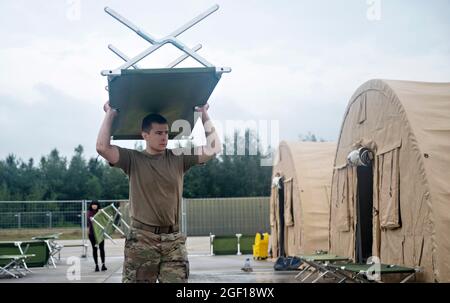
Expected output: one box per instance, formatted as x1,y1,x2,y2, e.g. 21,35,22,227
131,220,179,234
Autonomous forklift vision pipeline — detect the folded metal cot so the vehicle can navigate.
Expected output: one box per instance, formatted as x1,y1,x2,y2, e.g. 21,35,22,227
101,5,231,140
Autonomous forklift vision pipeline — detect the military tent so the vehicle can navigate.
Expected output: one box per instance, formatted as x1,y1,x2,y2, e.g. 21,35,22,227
329,79,450,282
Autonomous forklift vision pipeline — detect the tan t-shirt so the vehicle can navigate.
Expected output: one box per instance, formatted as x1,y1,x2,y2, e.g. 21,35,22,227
112,147,203,227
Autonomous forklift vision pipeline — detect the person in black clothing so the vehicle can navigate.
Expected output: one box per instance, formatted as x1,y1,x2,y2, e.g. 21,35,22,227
87,200,107,272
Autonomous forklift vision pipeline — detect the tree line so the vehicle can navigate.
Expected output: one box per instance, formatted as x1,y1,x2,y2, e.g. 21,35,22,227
0,131,273,202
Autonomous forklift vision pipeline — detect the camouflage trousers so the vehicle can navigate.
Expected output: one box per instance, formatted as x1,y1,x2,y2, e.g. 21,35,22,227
122,227,189,283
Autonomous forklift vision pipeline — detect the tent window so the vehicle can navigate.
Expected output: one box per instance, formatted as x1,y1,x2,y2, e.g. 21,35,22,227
335,167,352,232
284,178,294,227
377,146,401,229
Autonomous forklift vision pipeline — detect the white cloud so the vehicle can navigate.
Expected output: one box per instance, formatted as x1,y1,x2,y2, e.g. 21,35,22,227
0,0,449,161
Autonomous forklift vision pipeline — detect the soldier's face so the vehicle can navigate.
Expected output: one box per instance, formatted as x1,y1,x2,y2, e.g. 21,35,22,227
143,123,169,152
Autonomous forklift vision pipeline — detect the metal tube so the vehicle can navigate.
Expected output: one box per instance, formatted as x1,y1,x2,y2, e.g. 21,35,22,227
110,204,122,215
81,200,87,258
91,217,105,230
102,42,165,75
102,4,221,74
170,4,219,38
167,44,202,68
104,7,156,44
108,45,140,69
99,209,125,235
110,204,130,229
91,217,117,244
169,38,213,67
295,264,311,279
120,218,130,229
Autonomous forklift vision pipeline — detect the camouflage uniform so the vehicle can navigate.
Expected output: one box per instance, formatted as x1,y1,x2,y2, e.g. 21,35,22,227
122,227,189,283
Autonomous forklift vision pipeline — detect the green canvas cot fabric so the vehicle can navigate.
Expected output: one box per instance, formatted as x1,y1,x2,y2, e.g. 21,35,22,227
108,67,221,140
32,233,62,241
329,263,416,273
92,205,120,244
0,254,35,260
0,241,49,267
299,254,349,262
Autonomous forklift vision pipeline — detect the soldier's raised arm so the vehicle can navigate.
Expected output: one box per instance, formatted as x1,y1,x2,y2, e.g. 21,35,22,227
96,101,120,164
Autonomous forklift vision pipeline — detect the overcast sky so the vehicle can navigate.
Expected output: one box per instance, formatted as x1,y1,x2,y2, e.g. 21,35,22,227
0,0,449,162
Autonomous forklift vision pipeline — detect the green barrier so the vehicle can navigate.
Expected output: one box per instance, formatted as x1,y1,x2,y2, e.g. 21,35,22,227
212,235,254,255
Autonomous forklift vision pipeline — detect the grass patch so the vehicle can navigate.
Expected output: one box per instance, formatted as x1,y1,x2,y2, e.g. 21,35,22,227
0,228,124,241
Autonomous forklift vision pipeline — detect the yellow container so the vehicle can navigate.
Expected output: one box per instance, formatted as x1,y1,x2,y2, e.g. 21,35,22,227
252,232,269,260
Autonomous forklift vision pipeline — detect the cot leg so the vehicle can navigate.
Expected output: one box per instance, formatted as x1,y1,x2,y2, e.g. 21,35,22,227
312,270,328,283
295,264,310,279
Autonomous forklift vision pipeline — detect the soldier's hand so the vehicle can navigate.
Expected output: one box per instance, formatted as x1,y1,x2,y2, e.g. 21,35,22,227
194,103,209,113
103,101,118,117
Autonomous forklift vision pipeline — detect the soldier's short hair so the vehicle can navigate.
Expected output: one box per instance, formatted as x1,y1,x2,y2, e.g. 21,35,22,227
141,113,168,133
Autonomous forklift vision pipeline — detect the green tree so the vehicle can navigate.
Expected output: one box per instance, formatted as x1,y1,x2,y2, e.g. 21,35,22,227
299,131,326,142
39,149,68,200
61,145,90,200
0,181,10,201
183,129,272,198
100,166,129,200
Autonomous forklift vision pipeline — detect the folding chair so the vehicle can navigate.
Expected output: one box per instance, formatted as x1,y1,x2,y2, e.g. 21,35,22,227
101,5,231,140
91,204,130,245
326,263,421,283
295,253,350,283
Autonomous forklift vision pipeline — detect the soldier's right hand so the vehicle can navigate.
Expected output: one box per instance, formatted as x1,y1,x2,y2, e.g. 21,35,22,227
103,101,118,116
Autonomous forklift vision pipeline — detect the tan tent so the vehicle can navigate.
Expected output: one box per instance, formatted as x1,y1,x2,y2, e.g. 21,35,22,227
329,79,450,282
270,141,335,258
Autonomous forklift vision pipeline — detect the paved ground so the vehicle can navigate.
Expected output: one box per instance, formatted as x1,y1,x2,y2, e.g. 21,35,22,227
0,237,301,283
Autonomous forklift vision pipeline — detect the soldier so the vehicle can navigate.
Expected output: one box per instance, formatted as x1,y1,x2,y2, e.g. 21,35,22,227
96,102,221,282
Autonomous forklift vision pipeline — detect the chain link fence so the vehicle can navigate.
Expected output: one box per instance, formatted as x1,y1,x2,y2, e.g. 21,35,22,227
183,197,270,236
0,197,270,238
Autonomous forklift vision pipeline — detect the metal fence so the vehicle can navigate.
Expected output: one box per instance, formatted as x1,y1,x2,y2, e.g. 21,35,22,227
0,197,270,238
1,201,84,230
0,200,128,257
183,197,270,236
0,200,128,230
